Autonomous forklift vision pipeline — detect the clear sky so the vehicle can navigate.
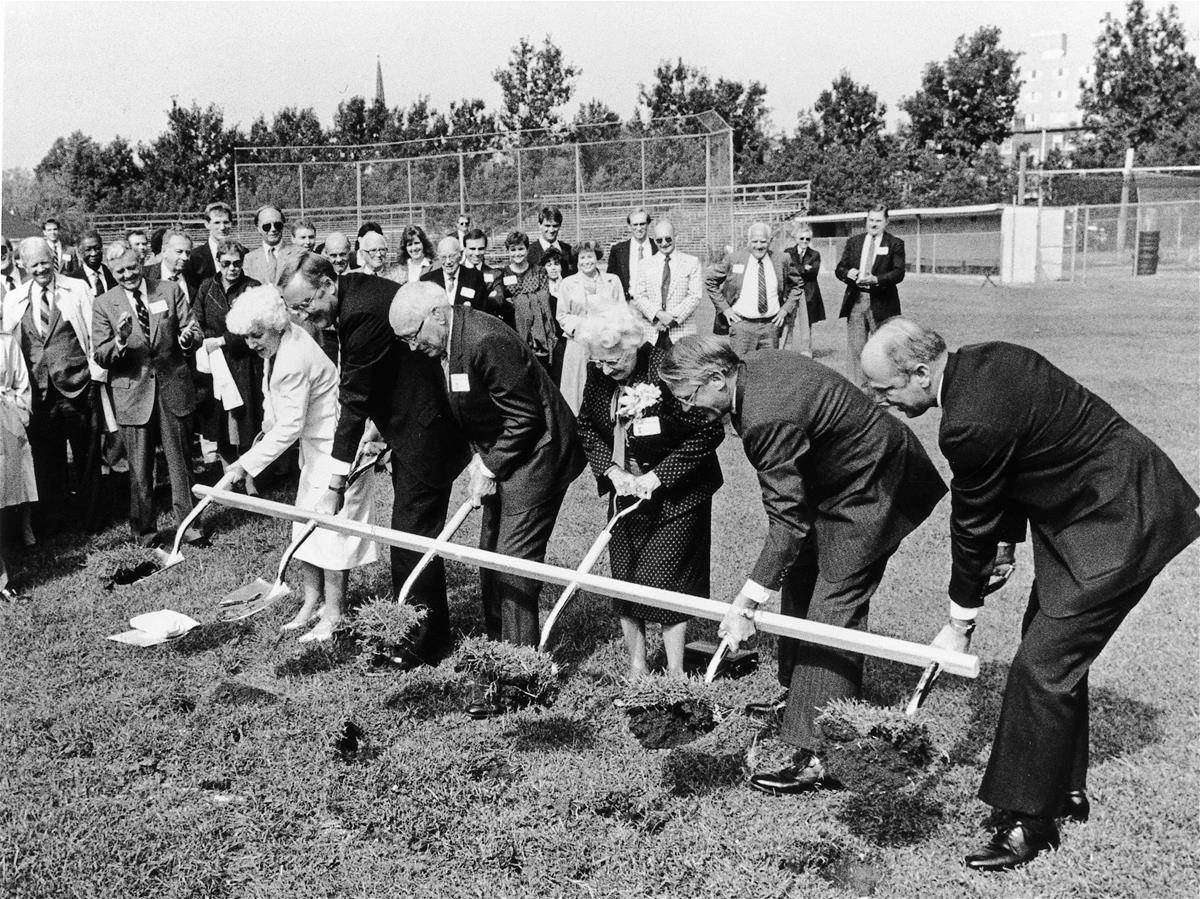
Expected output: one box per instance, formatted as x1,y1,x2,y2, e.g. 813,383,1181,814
2,0,1197,171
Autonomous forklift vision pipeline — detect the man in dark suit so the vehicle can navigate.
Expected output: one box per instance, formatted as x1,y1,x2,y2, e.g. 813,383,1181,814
526,206,576,277
69,230,118,299
661,336,946,792
861,319,1200,871
183,202,235,292
279,252,470,669
461,229,514,328
606,207,657,300
92,244,204,545
834,205,905,388
3,238,98,534
143,228,196,308
389,283,585,682
421,236,498,319
784,223,824,355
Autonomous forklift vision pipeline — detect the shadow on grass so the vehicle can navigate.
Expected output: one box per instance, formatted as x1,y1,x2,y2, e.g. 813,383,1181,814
506,715,597,751
274,633,361,677
173,621,253,655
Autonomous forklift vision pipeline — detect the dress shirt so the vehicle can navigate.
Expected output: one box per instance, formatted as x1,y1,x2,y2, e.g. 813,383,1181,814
730,255,779,319
443,268,459,302
160,261,189,303
84,266,107,296
628,238,653,292
857,234,878,279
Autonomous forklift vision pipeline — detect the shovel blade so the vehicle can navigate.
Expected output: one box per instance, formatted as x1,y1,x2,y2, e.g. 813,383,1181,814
218,579,292,622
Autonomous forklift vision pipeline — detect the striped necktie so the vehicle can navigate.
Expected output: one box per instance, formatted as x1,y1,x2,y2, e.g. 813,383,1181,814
756,258,768,314
38,286,51,335
660,256,671,310
132,287,150,337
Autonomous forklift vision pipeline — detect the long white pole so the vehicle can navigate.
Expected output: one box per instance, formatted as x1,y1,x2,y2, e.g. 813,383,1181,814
193,486,979,678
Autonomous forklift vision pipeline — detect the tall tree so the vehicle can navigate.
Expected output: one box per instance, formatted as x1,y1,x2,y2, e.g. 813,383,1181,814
247,106,324,148
900,27,1022,157
571,99,623,142
1076,0,1200,164
136,100,243,208
494,36,580,142
446,98,500,153
813,72,888,148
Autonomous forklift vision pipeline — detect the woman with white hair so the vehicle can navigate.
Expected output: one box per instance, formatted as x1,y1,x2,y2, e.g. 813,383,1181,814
556,240,626,414
575,308,725,677
224,285,379,642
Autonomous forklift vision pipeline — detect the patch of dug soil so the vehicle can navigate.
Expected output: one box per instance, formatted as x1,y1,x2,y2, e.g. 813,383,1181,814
625,698,716,750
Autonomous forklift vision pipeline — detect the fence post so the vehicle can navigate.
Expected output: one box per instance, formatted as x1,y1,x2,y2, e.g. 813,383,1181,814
575,143,583,244
704,134,711,257
297,163,305,217
355,162,363,232
233,154,242,227
458,153,466,216
640,138,647,199
516,148,523,232
406,160,413,219
1070,205,1078,282
1081,205,1090,282
1034,168,1044,282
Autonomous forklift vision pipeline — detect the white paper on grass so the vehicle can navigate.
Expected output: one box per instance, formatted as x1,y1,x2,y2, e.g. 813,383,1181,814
107,610,199,646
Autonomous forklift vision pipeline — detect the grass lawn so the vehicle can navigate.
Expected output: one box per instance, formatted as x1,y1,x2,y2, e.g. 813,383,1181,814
3,271,1198,898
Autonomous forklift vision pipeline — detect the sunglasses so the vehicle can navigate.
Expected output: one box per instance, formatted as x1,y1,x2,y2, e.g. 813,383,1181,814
218,258,243,267
261,222,284,233
796,237,812,242
654,237,674,245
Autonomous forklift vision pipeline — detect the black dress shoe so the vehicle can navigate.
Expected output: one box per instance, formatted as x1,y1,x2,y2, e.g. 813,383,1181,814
745,693,788,718
965,818,1060,872
465,701,505,720
1061,790,1090,823
749,754,837,795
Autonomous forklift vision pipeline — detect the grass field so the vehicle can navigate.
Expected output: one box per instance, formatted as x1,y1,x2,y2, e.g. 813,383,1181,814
3,271,1198,898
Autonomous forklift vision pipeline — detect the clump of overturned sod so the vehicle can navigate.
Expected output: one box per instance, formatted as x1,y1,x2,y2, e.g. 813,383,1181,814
620,676,721,751
88,543,162,588
661,710,757,795
351,594,426,651
451,636,560,711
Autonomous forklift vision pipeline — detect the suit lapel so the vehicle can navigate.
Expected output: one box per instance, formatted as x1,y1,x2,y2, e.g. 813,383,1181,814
147,282,162,344
446,310,467,425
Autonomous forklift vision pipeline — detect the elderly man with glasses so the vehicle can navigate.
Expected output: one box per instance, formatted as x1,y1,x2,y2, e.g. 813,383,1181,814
782,224,825,355
276,251,469,670
244,204,288,286
606,208,657,301
631,220,702,347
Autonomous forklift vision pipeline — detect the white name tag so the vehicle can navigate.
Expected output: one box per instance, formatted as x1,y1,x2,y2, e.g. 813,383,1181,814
632,416,661,437
503,275,518,286
484,272,495,283
450,373,470,392
875,245,889,255
732,263,745,275
460,286,475,299
148,300,169,314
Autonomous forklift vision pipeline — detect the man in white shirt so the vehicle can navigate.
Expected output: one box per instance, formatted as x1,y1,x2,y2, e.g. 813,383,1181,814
607,208,657,300
359,231,389,277
41,219,72,272
146,230,194,308
126,229,152,265
462,229,511,326
291,221,318,252
322,232,354,275
632,220,702,345
243,204,287,287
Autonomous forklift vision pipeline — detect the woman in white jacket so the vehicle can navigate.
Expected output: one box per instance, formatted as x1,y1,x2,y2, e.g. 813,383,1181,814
556,240,627,415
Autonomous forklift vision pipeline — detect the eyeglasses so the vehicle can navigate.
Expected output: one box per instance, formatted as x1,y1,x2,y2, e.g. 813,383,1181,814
261,222,284,233
218,258,243,267
629,220,649,228
654,236,674,245
286,283,325,317
796,237,812,242
364,248,388,256
678,380,704,408
397,317,426,349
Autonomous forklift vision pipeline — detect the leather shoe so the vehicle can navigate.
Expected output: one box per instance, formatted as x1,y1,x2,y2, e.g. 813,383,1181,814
965,818,1060,872
465,701,505,720
745,692,788,718
749,754,837,795
1061,790,1089,823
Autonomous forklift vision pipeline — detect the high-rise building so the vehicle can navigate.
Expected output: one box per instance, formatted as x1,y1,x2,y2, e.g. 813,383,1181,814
1001,31,1093,165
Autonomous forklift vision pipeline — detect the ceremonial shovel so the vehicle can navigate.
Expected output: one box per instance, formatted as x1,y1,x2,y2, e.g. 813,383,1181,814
396,499,476,605
127,470,240,585
538,499,643,651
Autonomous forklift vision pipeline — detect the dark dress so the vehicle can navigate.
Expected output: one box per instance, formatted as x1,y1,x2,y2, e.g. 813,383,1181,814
503,264,557,372
576,343,724,624
193,275,265,453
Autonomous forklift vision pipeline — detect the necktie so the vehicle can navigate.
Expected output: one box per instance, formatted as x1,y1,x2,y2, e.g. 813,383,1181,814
864,236,876,282
266,247,277,282
168,272,179,282
132,287,150,337
637,242,645,261
4,273,14,292
756,258,768,315
660,256,671,310
38,286,51,334
93,270,106,294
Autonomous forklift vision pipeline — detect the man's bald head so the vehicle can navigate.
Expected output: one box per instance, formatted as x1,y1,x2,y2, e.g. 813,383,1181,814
322,232,351,273
436,236,462,276
19,238,55,286
860,317,947,418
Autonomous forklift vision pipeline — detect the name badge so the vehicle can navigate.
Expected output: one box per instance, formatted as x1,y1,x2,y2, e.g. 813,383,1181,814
148,300,169,314
503,275,518,286
875,245,889,255
732,263,745,275
484,272,495,283
450,373,470,392
460,286,476,299
632,416,661,437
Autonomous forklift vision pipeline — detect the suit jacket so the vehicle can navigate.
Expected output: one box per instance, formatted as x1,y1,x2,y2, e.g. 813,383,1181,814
421,266,505,321
142,262,198,311
243,245,284,288
236,322,337,478
735,350,946,585
834,230,905,321
69,263,118,299
607,237,658,299
91,279,202,426
527,239,576,277
472,263,516,329
444,306,585,512
785,245,825,325
939,342,1200,615
706,249,803,336
577,342,723,518
632,250,703,343
183,242,218,294
331,272,468,487
3,276,94,401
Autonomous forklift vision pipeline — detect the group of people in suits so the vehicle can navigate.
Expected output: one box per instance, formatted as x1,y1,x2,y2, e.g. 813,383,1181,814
2,200,1195,876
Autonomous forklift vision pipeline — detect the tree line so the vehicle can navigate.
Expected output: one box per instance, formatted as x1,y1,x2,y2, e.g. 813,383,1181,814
4,0,1196,233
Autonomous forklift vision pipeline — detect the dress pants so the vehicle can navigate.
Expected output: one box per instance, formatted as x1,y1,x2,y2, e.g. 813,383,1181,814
121,392,194,542
27,382,94,532
979,576,1152,817
479,487,568,646
845,294,877,388
728,318,779,358
388,462,453,665
778,538,889,751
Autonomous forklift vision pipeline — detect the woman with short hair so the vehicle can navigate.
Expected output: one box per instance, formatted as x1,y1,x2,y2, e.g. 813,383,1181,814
574,308,724,677
502,231,557,373
224,286,379,642
557,240,627,414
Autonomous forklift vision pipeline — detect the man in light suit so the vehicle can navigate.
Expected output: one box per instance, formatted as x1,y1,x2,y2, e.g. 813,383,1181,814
92,244,204,545
3,238,98,534
706,222,808,357
862,319,1200,871
390,283,585,688
835,206,905,388
243,204,287,287
632,220,701,345
660,336,946,794
606,208,657,300
184,202,235,291
279,252,469,669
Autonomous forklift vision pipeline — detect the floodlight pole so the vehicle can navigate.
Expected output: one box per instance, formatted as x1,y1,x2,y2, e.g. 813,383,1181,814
355,162,363,232
458,152,466,215
574,143,583,244
640,138,647,199
516,148,524,230
298,164,305,217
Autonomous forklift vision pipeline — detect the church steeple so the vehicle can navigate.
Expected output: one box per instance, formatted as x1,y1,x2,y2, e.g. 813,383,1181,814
375,56,385,106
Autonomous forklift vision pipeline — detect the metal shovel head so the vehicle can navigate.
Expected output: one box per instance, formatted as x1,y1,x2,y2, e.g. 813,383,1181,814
218,579,292,622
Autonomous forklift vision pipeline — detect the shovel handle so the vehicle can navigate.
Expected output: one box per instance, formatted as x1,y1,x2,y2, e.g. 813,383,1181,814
397,500,475,606
167,470,238,559
704,636,735,684
905,662,941,716
273,520,319,588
